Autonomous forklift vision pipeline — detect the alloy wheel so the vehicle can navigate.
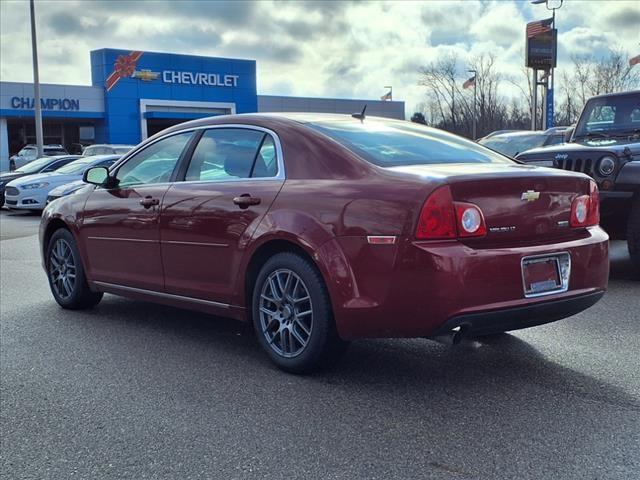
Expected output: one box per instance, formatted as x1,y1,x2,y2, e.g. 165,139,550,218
259,268,313,358
49,238,77,299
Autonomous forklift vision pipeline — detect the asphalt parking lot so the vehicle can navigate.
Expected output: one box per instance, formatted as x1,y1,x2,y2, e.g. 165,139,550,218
1,208,639,480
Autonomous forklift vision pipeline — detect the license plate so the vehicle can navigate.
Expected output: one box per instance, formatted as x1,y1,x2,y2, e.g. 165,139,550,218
522,256,562,296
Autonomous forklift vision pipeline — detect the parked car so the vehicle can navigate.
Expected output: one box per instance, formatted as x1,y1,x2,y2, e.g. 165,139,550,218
479,128,567,158
4,155,119,211
82,144,135,157
40,114,608,373
0,155,80,207
46,180,86,205
9,144,69,171
516,90,640,270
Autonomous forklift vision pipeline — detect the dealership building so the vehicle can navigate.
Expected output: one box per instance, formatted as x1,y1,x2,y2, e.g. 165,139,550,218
0,48,404,171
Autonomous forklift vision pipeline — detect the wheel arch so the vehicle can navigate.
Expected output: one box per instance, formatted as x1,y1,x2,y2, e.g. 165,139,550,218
243,238,330,320
42,217,72,259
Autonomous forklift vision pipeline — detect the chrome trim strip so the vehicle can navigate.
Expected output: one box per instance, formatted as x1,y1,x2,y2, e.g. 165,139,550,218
162,240,228,248
111,123,286,181
87,236,158,244
93,281,231,309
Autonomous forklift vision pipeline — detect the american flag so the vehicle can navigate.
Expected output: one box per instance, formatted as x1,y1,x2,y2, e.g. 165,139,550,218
526,17,553,38
380,90,392,101
463,76,476,89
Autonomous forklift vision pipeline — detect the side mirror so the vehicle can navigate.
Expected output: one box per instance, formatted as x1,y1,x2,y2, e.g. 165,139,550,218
83,166,110,186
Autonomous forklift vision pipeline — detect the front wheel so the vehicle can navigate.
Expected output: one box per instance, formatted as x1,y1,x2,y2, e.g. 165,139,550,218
252,252,348,373
47,229,103,309
628,196,640,272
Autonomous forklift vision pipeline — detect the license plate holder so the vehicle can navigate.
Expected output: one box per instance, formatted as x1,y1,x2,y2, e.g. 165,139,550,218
521,255,564,297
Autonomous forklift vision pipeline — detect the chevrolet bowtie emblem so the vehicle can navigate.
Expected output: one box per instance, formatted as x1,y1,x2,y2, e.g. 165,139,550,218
521,190,540,202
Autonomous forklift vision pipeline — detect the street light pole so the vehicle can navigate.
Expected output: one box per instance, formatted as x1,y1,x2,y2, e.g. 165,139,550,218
29,0,44,158
467,69,477,139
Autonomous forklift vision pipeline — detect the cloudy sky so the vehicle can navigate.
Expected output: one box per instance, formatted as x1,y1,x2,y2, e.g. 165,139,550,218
1,0,638,116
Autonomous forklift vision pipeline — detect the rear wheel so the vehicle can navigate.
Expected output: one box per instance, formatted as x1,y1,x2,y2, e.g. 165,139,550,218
628,196,640,272
252,252,348,373
47,229,103,309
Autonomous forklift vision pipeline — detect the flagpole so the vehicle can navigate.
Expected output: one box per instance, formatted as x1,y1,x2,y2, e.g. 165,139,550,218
29,0,44,158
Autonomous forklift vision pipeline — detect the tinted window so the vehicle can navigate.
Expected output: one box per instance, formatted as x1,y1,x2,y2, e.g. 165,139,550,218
253,135,278,178
185,128,274,181
116,132,192,187
42,158,76,172
310,120,512,167
575,93,640,136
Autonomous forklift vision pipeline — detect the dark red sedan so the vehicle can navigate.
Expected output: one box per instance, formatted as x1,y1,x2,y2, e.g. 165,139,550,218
40,114,609,372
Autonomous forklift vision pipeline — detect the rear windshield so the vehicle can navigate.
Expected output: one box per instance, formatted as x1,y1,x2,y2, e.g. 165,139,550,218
309,120,512,167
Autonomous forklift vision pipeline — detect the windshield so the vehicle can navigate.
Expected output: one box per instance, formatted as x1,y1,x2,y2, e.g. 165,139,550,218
14,157,55,174
309,120,512,167
574,92,640,138
17,147,36,157
480,133,547,157
56,158,94,175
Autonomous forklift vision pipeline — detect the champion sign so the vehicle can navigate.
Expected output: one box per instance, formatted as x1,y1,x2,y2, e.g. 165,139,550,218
11,97,80,111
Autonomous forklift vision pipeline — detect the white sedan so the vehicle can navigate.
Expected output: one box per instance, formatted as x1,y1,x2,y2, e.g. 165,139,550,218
3,155,120,211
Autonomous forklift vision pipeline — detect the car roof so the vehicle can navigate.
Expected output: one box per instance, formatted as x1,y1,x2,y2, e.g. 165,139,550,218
587,90,640,100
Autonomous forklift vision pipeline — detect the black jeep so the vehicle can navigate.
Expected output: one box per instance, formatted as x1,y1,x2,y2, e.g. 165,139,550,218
516,90,640,271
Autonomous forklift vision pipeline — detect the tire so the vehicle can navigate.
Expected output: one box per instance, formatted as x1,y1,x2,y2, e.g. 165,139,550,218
628,196,640,272
46,229,103,309
251,252,348,374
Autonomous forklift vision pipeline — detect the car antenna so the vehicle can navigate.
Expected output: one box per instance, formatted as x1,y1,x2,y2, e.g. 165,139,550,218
352,105,367,122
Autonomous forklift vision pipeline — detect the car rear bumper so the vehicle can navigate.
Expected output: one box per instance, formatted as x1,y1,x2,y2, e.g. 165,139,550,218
322,227,609,340
431,290,604,337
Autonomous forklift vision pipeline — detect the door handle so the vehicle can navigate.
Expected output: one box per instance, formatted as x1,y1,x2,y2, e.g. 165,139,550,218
233,194,261,209
139,196,160,208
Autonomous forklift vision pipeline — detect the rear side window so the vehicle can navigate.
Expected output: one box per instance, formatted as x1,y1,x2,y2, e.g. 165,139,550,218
309,120,512,167
185,128,278,181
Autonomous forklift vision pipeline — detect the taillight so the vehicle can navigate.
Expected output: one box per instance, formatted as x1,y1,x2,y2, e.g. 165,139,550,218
455,202,487,237
416,186,486,239
570,181,599,228
416,186,457,239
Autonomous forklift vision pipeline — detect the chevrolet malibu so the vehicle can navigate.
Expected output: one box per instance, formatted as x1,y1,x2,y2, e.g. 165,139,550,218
39,114,609,373
5,155,119,211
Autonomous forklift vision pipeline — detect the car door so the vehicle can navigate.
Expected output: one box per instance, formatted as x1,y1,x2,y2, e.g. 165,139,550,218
160,127,285,304
79,131,194,291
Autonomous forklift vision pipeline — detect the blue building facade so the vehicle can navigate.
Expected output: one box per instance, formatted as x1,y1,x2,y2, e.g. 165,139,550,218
90,48,257,144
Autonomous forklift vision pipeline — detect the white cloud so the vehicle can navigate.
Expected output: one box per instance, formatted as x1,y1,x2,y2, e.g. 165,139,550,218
1,0,638,117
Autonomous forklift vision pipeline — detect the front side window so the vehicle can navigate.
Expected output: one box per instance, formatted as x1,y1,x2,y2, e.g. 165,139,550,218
116,132,192,187
185,128,278,182
310,120,512,167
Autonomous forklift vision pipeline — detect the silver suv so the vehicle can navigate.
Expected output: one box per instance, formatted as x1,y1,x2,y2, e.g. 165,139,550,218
9,144,68,171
